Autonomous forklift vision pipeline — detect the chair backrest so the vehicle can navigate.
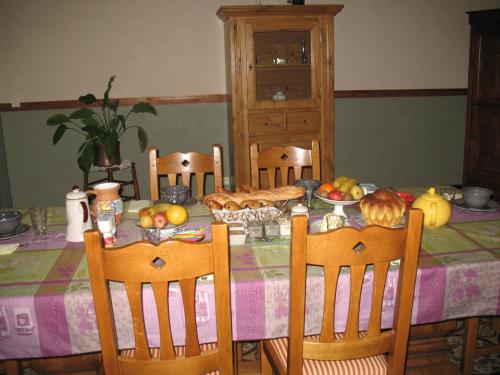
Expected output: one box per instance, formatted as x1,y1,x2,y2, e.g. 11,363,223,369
148,144,223,200
84,222,233,375
288,209,423,374
250,140,320,189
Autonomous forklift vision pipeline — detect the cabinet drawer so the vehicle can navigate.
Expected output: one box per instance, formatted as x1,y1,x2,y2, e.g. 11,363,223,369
286,111,320,133
248,113,285,135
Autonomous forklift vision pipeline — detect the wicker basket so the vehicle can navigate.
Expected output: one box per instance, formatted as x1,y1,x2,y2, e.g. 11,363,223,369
211,206,286,224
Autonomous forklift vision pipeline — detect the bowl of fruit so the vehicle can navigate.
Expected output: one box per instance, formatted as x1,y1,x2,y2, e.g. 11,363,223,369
137,203,189,242
315,176,365,217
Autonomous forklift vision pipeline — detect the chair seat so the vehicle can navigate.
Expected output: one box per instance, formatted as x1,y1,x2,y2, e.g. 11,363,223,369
120,342,219,374
266,335,387,374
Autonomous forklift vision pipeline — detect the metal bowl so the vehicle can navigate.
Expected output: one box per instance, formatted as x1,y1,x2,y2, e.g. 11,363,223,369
462,186,493,209
293,179,321,198
161,185,189,205
0,211,22,235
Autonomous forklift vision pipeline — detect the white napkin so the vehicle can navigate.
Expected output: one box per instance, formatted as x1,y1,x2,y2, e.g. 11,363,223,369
0,243,19,256
128,200,151,213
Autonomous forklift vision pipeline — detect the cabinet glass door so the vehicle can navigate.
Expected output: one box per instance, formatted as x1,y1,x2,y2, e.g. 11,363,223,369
246,20,320,109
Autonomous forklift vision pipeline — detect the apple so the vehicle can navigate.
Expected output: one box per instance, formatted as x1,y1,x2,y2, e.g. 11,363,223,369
343,192,354,201
328,189,343,201
139,207,151,217
317,189,329,198
139,215,154,228
152,212,168,229
350,185,365,200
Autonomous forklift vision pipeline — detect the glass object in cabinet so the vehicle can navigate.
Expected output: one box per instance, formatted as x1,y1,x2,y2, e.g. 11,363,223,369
254,30,311,101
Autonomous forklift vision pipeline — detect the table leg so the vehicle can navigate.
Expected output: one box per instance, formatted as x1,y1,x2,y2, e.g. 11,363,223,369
461,317,479,375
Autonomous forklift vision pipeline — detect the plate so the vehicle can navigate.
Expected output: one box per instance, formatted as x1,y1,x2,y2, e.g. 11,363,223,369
452,198,499,212
0,224,30,240
314,191,359,206
314,191,359,217
350,213,405,228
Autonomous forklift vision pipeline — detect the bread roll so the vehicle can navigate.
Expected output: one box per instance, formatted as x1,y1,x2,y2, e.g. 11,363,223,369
359,189,406,227
204,185,305,207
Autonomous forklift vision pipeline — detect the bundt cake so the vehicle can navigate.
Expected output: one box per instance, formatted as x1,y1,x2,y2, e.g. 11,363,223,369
359,188,406,227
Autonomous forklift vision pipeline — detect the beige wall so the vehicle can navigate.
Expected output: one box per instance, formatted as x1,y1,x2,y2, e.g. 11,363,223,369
1,0,500,104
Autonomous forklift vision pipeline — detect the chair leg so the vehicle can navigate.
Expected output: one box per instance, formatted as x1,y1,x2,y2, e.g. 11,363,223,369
4,360,22,375
461,317,479,375
260,342,273,375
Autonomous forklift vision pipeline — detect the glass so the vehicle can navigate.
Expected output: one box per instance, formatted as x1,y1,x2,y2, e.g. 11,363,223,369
254,31,312,101
437,185,458,201
30,208,47,235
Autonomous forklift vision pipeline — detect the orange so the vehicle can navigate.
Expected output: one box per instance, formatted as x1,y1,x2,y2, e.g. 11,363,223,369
166,205,188,226
318,182,334,194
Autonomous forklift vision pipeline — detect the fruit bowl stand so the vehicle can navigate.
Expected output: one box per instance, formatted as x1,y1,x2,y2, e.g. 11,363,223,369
314,192,359,217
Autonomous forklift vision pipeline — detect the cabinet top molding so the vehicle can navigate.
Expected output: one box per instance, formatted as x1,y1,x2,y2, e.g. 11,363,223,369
216,5,344,21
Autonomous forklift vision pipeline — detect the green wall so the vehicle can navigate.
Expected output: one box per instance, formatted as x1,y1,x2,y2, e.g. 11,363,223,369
335,96,466,188
0,95,466,208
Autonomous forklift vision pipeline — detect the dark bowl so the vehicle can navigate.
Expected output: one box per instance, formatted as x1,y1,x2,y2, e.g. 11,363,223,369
0,210,22,235
161,185,189,205
462,186,493,209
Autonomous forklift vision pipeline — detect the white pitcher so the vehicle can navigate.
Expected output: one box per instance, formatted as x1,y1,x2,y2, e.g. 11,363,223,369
66,187,93,242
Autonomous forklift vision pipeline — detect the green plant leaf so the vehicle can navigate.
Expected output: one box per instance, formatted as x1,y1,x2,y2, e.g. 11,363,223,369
103,75,116,108
117,115,126,132
109,100,119,113
81,116,100,128
110,117,120,131
78,142,95,173
137,126,148,152
79,94,97,105
103,133,118,159
47,114,70,126
131,102,157,115
52,125,67,145
81,126,100,138
70,108,95,119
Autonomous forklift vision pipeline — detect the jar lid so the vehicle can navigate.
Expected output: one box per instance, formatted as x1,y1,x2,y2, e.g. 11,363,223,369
291,203,309,214
66,187,86,200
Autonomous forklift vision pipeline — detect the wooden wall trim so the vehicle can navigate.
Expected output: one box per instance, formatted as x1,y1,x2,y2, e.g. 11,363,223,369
0,94,230,112
334,88,467,99
0,89,466,112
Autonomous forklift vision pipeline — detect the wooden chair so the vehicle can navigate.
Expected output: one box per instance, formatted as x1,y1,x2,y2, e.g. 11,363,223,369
148,144,223,200
261,209,424,375
84,222,233,375
250,140,320,189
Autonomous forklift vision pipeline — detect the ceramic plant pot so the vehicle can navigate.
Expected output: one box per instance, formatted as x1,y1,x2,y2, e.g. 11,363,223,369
94,142,121,167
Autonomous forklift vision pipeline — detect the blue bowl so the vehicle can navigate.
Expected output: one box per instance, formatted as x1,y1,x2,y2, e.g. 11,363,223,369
0,211,22,235
161,185,189,205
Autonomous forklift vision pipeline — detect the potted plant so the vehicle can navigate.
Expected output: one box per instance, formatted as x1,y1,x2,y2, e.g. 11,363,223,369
46,75,157,173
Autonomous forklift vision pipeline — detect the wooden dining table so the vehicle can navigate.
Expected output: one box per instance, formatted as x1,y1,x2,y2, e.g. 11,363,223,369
0,187,499,363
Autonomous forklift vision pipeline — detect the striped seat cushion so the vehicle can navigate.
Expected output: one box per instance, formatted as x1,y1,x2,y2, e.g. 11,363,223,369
267,335,387,374
120,342,218,374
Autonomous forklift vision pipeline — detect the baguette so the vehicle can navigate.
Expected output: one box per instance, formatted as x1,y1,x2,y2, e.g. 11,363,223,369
204,186,305,206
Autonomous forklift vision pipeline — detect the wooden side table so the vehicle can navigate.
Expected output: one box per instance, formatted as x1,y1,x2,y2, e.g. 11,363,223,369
83,160,140,201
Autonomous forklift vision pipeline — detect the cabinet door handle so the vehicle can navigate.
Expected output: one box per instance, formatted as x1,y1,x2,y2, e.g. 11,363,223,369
303,119,307,123
264,121,268,125
249,64,253,71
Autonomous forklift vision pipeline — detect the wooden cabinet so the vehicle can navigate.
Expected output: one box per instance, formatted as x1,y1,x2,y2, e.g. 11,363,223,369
464,9,500,199
217,5,343,187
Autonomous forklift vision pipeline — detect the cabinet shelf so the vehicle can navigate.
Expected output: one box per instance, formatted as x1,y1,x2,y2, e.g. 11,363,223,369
255,63,310,70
